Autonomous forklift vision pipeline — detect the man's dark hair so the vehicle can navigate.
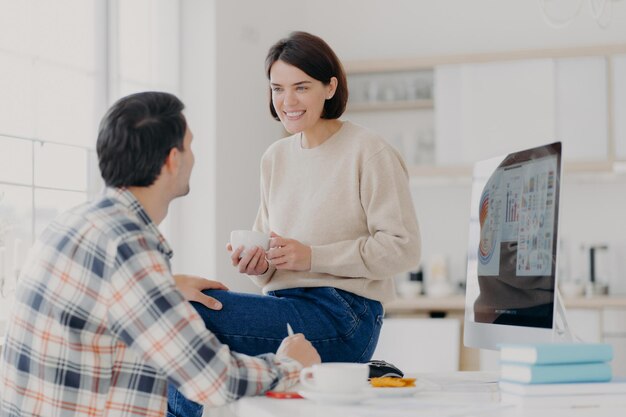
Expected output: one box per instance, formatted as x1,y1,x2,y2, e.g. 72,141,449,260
265,31,348,120
97,91,186,187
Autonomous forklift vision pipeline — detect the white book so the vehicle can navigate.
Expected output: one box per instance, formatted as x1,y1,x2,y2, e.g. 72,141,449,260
499,377,626,396
500,391,626,408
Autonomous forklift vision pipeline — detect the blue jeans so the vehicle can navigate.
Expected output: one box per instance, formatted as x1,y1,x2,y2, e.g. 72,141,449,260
167,287,383,417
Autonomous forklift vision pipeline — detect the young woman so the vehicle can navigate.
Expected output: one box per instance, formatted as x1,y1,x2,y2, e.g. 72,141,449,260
168,31,421,417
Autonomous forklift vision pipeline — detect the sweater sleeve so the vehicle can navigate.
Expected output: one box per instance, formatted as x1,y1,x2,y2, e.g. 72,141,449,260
309,147,421,279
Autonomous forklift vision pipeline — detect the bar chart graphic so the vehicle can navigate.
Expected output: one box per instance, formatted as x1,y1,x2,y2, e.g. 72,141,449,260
505,188,520,223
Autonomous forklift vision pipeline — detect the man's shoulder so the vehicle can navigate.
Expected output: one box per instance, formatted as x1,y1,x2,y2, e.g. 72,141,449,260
58,196,148,244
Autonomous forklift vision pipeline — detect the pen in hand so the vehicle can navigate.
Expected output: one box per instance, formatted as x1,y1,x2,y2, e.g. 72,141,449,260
286,323,294,336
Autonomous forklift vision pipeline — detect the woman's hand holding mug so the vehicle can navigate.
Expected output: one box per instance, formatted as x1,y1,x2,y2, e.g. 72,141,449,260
266,232,312,271
227,230,270,275
227,243,270,275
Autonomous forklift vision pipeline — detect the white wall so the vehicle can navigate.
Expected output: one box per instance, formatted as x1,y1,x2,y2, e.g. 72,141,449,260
211,1,309,292
170,0,218,279
302,0,626,61
175,0,626,292
174,0,303,291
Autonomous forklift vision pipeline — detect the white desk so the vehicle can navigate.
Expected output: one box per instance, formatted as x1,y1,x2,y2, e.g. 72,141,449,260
231,372,625,417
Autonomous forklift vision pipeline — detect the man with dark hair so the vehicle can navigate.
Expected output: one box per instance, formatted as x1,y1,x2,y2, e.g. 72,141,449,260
0,91,320,417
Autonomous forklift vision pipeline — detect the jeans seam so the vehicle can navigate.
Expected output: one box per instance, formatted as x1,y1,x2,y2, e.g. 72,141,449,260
171,389,180,416
328,288,360,338
357,313,383,362
211,333,285,342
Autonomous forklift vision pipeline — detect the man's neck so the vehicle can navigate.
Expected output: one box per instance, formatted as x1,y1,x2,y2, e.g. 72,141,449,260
126,186,169,225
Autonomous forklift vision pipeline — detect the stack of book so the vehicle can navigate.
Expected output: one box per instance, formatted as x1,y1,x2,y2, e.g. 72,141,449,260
498,343,626,408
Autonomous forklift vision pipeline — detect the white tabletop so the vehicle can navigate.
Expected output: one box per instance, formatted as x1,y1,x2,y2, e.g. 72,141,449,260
230,372,625,417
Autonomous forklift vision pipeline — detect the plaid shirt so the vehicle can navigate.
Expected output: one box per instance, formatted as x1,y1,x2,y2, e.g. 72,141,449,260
0,188,301,417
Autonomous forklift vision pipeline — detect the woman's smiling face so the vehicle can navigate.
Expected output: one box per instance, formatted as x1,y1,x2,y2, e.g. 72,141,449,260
269,60,336,134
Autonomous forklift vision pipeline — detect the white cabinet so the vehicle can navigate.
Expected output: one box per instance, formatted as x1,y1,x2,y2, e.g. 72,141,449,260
614,54,626,161
435,59,556,165
555,57,608,162
605,336,626,378
564,308,626,377
567,309,602,343
478,308,626,374
373,317,460,373
435,57,609,166
604,309,626,377
345,45,626,176
384,298,626,374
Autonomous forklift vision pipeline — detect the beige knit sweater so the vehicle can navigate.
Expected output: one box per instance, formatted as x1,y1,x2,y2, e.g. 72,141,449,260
250,121,421,303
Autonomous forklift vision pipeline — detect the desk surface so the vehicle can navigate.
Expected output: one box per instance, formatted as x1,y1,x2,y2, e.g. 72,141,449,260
231,372,625,417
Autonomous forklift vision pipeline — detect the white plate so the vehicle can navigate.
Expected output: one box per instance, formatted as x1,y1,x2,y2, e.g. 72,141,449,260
298,389,370,405
366,385,421,398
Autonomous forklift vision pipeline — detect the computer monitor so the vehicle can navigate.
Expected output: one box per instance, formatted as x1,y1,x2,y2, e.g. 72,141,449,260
464,142,564,350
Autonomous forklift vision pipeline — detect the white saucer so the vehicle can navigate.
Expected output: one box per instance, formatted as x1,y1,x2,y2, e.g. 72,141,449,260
298,389,371,405
365,385,421,398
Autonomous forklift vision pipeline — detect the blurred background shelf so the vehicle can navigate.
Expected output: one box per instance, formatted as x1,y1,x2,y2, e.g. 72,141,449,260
347,99,433,112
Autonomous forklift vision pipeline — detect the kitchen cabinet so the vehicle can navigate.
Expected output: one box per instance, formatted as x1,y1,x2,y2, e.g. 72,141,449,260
435,59,556,166
614,54,626,162
556,57,608,162
344,44,626,177
604,309,626,375
564,308,626,377
384,295,626,375
435,56,610,166
372,317,460,373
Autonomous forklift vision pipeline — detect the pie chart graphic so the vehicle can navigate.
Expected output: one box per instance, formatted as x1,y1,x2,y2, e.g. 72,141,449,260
478,190,495,264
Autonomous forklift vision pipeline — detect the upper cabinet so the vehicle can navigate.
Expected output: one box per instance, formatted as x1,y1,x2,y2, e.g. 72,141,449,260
344,45,626,176
555,57,608,163
435,59,556,166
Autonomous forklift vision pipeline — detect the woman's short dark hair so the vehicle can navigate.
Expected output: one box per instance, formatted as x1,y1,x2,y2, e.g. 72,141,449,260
265,31,348,120
97,91,186,187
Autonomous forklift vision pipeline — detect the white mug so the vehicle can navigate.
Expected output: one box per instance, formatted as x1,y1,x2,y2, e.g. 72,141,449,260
299,363,369,394
230,230,270,258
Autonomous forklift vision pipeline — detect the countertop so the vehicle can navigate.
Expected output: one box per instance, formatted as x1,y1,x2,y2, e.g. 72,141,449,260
384,295,626,315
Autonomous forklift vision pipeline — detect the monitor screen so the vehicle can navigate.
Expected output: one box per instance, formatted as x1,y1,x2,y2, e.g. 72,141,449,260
464,142,562,350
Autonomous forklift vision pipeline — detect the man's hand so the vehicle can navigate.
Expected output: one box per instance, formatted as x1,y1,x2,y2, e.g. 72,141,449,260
226,243,270,275
266,232,311,271
173,274,229,310
276,333,321,368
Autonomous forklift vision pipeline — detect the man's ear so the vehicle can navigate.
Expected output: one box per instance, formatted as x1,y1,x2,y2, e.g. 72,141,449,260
163,146,181,175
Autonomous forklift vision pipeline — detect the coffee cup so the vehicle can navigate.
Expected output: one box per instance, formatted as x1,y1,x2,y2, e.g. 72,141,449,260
230,230,270,258
299,363,369,394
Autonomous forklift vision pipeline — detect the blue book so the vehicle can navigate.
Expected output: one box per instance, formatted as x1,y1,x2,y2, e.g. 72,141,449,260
500,362,612,384
499,343,613,365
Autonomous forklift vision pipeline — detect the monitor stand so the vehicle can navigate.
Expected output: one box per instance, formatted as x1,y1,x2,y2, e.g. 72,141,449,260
552,288,575,343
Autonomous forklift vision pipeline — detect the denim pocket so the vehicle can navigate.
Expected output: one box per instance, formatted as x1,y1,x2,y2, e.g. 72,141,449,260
328,288,361,321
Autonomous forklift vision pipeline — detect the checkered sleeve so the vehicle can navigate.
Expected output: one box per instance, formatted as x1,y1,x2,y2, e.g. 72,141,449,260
105,235,302,406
